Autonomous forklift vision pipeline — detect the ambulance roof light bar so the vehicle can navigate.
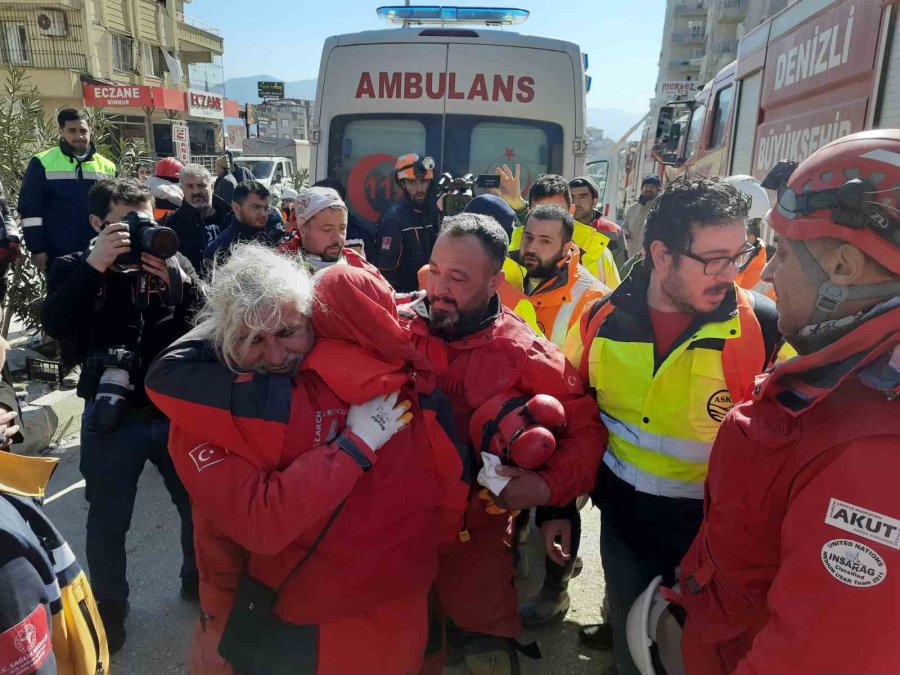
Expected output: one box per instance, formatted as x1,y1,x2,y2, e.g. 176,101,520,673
376,6,530,26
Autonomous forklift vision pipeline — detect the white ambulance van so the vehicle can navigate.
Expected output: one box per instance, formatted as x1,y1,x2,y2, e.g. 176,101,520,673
309,6,591,225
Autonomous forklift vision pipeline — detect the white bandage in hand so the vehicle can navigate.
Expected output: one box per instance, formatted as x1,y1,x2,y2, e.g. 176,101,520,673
345,390,412,452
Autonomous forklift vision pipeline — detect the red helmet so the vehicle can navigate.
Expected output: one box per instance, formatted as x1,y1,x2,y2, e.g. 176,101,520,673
154,157,185,181
395,153,434,182
763,129,900,275
469,391,566,470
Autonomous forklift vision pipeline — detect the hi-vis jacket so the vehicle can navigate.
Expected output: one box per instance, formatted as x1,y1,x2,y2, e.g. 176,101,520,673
502,245,609,348
565,267,780,499
0,452,109,675
510,219,621,290
18,141,116,261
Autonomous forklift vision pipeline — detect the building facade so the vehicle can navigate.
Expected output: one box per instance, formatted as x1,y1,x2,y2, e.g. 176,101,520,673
255,98,314,141
0,0,229,157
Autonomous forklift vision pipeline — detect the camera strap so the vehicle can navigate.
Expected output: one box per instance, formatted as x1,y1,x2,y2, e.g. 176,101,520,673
165,258,184,306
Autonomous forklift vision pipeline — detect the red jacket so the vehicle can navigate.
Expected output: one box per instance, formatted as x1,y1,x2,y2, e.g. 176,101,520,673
674,303,900,674
146,271,467,628
399,292,605,505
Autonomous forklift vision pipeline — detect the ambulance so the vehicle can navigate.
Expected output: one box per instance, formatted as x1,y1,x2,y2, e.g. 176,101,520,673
308,6,593,225
645,0,900,241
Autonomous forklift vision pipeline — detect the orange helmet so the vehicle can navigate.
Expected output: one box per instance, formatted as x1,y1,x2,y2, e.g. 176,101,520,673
395,153,435,182
470,391,566,470
154,157,184,181
763,129,900,320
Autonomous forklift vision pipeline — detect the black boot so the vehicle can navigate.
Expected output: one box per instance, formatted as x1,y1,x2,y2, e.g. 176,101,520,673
519,554,576,626
98,600,129,654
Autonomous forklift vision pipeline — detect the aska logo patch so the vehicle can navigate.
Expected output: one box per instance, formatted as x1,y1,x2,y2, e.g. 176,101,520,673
821,539,886,588
0,604,51,675
825,498,900,549
706,389,733,423
188,444,228,473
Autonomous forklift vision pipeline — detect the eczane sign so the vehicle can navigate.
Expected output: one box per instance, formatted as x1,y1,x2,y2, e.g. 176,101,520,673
188,89,225,119
82,84,153,107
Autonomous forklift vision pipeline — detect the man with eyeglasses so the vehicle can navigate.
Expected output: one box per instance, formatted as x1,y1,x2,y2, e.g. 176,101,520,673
555,176,782,675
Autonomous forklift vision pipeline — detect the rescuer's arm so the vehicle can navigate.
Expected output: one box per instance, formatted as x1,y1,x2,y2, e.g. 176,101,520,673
733,437,900,675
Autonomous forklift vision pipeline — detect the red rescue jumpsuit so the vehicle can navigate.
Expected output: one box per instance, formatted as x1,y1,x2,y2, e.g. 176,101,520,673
398,293,605,654
672,303,900,674
146,267,467,675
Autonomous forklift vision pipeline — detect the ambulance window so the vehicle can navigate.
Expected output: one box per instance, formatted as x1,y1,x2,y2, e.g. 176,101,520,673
442,116,563,179
684,103,707,160
469,123,550,181
708,85,734,149
327,115,441,225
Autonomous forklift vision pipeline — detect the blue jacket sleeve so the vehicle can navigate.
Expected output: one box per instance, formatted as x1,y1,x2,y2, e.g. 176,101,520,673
18,157,47,254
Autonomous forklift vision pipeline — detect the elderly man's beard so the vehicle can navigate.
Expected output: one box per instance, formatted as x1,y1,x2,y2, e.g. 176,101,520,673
251,353,305,376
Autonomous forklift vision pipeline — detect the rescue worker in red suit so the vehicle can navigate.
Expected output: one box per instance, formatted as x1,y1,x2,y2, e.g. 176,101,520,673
661,130,900,673
145,244,468,674
404,213,605,674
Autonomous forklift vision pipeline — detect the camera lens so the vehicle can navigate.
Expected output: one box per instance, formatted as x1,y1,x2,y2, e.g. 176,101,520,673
141,226,179,259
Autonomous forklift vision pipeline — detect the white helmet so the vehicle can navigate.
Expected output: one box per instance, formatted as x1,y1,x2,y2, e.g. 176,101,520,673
280,187,299,201
724,174,770,221
626,576,686,675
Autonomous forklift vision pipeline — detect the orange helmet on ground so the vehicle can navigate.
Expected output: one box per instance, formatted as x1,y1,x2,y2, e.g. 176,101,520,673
395,153,435,182
470,391,566,470
762,129,900,321
154,157,184,181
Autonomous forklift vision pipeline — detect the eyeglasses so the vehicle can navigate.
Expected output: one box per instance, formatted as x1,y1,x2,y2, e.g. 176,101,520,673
677,244,756,276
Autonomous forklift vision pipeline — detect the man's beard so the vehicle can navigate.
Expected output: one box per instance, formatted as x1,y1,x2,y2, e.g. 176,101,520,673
188,194,212,210
523,255,558,281
320,244,343,263
429,297,486,336
252,354,304,376
661,267,730,314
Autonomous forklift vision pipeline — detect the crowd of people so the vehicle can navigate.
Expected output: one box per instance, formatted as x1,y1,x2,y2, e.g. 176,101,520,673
0,107,898,675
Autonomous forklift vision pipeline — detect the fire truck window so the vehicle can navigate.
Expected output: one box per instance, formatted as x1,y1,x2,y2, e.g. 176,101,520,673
684,102,707,160
708,85,734,150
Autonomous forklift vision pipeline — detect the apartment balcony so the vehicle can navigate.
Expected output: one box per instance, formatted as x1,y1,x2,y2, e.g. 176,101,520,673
672,30,706,44
715,39,738,54
177,13,224,57
673,0,708,17
0,4,87,72
720,0,747,21
669,58,702,71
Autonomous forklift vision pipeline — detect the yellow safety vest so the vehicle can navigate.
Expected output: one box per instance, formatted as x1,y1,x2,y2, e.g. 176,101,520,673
564,281,766,499
510,219,621,289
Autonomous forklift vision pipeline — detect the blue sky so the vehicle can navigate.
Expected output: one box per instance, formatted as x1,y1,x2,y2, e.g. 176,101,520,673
187,0,666,113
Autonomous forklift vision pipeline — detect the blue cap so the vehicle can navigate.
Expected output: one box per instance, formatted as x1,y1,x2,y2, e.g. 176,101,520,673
464,194,517,236
642,174,661,187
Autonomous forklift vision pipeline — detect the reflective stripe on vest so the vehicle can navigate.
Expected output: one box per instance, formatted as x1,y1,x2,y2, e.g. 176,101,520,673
37,147,116,181
586,289,763,498
549,274,592,346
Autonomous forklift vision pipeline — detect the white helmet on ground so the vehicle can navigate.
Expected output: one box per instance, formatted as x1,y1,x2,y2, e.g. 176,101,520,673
626,576,686,675
723,174,770,221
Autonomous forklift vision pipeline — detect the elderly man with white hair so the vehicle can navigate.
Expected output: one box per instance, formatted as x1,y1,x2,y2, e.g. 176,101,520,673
146,243,467,674
165,163,233,271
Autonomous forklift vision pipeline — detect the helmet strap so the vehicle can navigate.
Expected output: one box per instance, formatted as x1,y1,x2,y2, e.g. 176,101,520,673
791,239,900,324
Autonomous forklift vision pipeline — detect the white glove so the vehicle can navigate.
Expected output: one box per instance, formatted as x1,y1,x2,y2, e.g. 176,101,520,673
477,452,512,495
345,390,412,452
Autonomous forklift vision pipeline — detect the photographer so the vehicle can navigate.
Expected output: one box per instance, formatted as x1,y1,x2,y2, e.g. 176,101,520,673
374,153,441,292
40,178,201,653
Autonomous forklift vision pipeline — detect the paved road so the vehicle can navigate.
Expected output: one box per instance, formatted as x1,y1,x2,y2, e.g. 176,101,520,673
42,443,614,674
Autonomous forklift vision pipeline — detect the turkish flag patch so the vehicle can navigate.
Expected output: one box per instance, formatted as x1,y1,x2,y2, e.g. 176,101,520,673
188,443,229,472
0,604,51,675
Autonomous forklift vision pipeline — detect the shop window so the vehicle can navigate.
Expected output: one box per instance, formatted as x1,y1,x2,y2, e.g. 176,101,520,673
0,23,29,66
112,34,133,72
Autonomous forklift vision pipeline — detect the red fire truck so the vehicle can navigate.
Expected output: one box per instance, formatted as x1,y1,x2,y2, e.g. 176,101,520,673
642,0,899,241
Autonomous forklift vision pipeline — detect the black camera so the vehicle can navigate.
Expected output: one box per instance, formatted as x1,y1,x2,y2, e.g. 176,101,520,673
84,347,138,432
113,211,180,270
436,173,503,217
